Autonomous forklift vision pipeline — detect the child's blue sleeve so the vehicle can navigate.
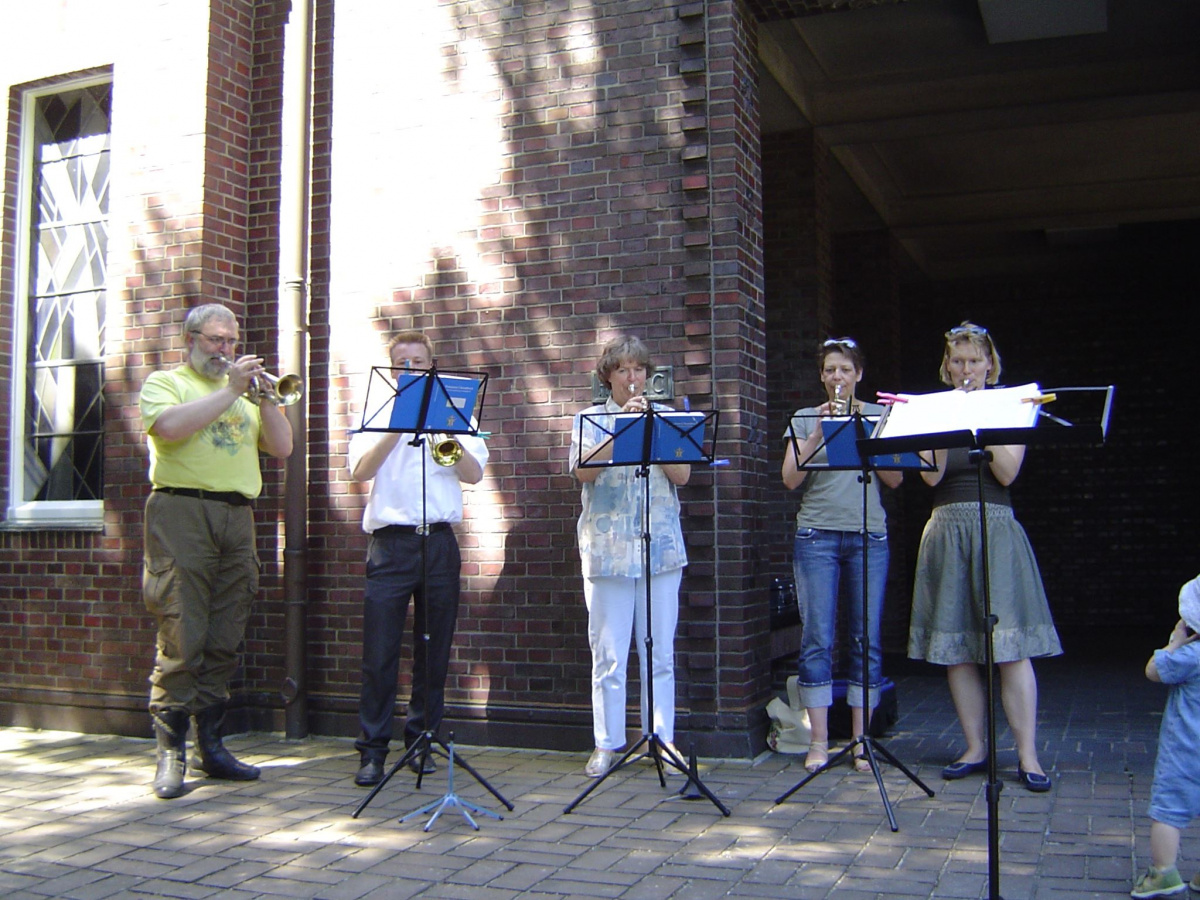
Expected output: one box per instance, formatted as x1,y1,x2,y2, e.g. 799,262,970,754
1154,642,1200,685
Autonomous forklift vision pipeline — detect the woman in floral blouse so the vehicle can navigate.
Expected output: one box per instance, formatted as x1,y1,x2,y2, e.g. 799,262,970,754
569,335,690,778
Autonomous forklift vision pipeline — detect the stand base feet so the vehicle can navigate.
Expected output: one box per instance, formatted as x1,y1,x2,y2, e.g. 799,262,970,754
775,735,933,832
565,735,730,816
351,732,512,825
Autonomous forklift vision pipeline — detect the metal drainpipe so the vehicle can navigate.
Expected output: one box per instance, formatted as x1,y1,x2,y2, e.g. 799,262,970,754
280,0,313,740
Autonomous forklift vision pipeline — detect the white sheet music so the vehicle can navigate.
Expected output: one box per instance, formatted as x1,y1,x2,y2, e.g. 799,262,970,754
877,383,1042,438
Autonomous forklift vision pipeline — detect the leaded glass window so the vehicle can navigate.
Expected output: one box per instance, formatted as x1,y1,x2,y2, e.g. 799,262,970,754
21,83,111,504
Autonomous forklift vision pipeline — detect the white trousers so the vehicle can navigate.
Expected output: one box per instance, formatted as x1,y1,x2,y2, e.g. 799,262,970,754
584,569,681,750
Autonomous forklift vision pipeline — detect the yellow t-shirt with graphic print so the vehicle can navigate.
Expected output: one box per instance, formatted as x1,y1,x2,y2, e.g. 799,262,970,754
140,365,263,499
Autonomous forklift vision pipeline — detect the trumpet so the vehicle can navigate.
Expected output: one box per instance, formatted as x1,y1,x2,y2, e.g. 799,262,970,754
430,434,464,467
830,384,848,415
221,357,304,406
248,370,304,407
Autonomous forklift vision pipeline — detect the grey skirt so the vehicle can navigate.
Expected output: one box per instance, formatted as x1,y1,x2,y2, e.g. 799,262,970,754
908,502,1062,666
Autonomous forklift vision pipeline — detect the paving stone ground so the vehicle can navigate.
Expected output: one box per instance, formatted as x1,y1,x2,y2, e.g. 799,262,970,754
0,658,1186,899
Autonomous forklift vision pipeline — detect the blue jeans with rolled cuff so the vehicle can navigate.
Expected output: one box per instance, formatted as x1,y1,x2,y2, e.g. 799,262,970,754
792,527,888,711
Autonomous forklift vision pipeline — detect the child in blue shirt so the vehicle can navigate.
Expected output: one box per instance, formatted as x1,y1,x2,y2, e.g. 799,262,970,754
1134,575,1200,899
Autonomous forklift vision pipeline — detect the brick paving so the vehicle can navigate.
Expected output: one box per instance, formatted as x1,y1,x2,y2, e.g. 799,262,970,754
0,658,1184,899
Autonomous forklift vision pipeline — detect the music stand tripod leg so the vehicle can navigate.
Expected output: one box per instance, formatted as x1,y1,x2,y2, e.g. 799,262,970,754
399,738,503,831
432,734,514,811
352,748,412,818
351,724,441,818
563,734,648,813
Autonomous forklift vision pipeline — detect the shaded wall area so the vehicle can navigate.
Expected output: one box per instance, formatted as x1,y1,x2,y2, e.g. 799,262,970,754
762,134,1200,688
892,226,1200,662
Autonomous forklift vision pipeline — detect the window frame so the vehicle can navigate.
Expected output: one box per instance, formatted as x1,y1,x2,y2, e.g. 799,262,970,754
5,73,112,531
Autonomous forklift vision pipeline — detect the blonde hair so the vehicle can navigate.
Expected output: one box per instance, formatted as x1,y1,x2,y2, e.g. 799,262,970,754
939,321,1002,386
387,330,433,359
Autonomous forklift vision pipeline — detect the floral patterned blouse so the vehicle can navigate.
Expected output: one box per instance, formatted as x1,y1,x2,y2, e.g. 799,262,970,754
569,399,688,580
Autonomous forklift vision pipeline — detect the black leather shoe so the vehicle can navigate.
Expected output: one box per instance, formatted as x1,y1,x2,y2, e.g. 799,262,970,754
354,758,385,786
407,754,436,775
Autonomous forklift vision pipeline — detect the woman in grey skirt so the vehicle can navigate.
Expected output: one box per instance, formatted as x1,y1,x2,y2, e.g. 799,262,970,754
908,322,1061,793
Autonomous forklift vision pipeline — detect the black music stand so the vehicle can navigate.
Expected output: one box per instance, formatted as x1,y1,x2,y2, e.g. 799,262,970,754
564,405,730,816
774,409,935,830
860,383,1114,899
351,364,513,830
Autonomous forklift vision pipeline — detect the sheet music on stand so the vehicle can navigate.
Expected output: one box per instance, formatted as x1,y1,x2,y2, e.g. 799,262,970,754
578,409,719,468
357,366,488,435
860,383,1114,457
870,383,1039,446
785,411,932,473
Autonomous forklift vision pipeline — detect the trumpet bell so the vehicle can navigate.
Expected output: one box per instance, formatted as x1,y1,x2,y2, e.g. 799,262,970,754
244,371,304,407
219,355,304,407
271,373,304,407
431,434,464,467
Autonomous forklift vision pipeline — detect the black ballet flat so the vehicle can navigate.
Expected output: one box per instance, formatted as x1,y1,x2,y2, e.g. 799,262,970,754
941,757,988,780
1017,767,1052,792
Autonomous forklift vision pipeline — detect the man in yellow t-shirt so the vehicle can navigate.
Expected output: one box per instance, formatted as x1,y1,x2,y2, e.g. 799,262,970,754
139,303,293,799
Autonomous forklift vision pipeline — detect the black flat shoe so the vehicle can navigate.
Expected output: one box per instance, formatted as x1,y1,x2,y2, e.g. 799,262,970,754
941,757,988,780
1017,767,1052,792
354,758,384,786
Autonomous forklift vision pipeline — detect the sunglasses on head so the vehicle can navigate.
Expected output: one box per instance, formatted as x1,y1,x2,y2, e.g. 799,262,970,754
946,325,988,339
822,337,857,349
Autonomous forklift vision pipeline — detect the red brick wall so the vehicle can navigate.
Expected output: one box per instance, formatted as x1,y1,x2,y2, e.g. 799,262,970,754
238,0,291,711
702,0,771,735
307,0,771,754
763,129,818,582
0,0,778,755
3,0,1195,751
0,0,292,734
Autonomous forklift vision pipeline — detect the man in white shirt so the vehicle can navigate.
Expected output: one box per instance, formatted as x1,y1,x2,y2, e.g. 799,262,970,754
347,331,488,786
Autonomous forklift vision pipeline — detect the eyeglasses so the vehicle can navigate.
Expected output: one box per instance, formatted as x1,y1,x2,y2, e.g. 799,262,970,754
191,331,239,351
822,337,857,349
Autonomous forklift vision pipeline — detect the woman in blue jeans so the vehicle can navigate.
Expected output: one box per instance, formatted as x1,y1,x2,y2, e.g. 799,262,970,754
781,338,901,773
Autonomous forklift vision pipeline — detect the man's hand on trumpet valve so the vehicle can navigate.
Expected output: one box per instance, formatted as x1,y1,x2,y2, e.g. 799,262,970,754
221,354,265,397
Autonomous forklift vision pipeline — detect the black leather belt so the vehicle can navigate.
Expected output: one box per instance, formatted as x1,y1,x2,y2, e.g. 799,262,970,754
154,487,252,507
374,522,453,537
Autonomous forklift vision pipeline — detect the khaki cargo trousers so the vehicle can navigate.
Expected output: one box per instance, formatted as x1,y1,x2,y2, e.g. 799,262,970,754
142,490,260,714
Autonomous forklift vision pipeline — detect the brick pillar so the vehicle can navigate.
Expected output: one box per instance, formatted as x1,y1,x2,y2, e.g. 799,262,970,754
686,0,771,752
